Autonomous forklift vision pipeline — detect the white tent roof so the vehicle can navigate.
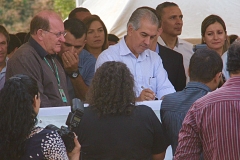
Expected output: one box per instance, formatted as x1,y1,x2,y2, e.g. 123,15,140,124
77,0,239,39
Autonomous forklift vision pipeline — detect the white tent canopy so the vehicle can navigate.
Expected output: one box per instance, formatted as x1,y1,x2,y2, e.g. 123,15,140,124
76,0,239,39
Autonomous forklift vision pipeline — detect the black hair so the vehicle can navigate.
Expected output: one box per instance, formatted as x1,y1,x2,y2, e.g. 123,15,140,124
0,25,10,44
229,34,238,44
16,32,27,45
87,61,136,116
227,41,240,74
0,74,39,159
156,2,178,19
108,34,119,43
7,34,21,54
64,18,87,39
189,48,223,83
68,7,90,19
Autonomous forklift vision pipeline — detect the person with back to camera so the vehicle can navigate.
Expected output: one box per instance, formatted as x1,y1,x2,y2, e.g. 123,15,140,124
174,41,240,160
0,74,80,160
74,61,168,160
161,48,223,156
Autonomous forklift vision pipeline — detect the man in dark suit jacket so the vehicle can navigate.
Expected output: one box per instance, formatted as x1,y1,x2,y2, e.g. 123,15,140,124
157,43,186,91
140,6,186,91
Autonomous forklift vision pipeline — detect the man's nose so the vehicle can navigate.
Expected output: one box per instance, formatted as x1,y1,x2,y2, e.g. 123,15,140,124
59,34,65,42
144,37,151,45
176,17,183,24
71,46,78,53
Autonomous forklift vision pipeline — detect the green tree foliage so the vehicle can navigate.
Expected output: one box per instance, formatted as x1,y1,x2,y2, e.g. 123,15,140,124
0,0,76,33
53,0,76,20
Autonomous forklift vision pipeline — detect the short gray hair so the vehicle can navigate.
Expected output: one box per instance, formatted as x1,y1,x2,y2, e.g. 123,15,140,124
127,8,159,30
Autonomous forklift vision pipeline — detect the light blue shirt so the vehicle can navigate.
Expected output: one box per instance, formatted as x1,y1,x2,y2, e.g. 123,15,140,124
222,51,230,80
0,58,8,90
67,49,96,99
95,37,175,99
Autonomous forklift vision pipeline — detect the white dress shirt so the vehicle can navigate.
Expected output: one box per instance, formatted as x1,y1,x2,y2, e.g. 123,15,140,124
96,37,175,99
158,36,194,82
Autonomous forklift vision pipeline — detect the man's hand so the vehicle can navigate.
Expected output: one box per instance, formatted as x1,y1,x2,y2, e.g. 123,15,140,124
136,88,156,101
62,51,79,74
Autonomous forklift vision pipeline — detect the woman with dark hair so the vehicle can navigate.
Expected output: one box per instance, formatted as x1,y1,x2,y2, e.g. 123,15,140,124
0,74,80,159
74,61,167,160
201,14,229,56
83,15,108,58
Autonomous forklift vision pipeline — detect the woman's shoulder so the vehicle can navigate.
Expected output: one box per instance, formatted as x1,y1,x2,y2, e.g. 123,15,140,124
24,126,68,160
133,105,156,117
135,105,153,111
29,126,57,138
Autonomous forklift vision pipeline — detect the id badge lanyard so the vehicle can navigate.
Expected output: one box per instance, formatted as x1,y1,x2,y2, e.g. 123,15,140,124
44,57,67,103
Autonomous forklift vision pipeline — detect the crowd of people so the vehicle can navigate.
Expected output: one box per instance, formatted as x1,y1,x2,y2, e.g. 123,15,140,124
0,1,240,160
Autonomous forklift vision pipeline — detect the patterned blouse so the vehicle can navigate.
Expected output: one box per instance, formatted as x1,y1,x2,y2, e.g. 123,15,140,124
20,126,68,160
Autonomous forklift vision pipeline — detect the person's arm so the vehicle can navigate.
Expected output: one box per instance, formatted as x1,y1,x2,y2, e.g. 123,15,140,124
62,51,89,101
152,152,165,160
174,105,202,160
42,130,74,159
147,107,168,159
67,134,81,160
6,52,52,106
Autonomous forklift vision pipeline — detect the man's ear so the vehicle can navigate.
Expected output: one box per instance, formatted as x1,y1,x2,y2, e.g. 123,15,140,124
127,24,134,36
216,72,222,81
36,29,45,41
215,72,224,87
187,67,190,77
158,27,163,36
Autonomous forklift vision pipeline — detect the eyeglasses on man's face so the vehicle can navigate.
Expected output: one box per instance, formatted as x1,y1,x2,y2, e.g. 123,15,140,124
43,30,67,38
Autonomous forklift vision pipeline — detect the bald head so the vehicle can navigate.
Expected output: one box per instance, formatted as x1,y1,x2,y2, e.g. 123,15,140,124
30,10,62,35
29,10,65,55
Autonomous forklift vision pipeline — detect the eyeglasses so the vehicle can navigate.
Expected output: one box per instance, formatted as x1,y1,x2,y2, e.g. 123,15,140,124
43,30,67,38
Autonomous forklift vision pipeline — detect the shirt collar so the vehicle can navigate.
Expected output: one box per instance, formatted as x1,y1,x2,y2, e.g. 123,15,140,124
155,43,159,53
185,81,212,92
29,36,48,59
224,76,240,86
158,36,184,48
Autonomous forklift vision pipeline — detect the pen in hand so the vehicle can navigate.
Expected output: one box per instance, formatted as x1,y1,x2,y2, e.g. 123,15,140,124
141,86,158,100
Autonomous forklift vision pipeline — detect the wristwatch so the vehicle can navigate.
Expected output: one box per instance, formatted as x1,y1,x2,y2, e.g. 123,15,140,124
68,70,79,78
